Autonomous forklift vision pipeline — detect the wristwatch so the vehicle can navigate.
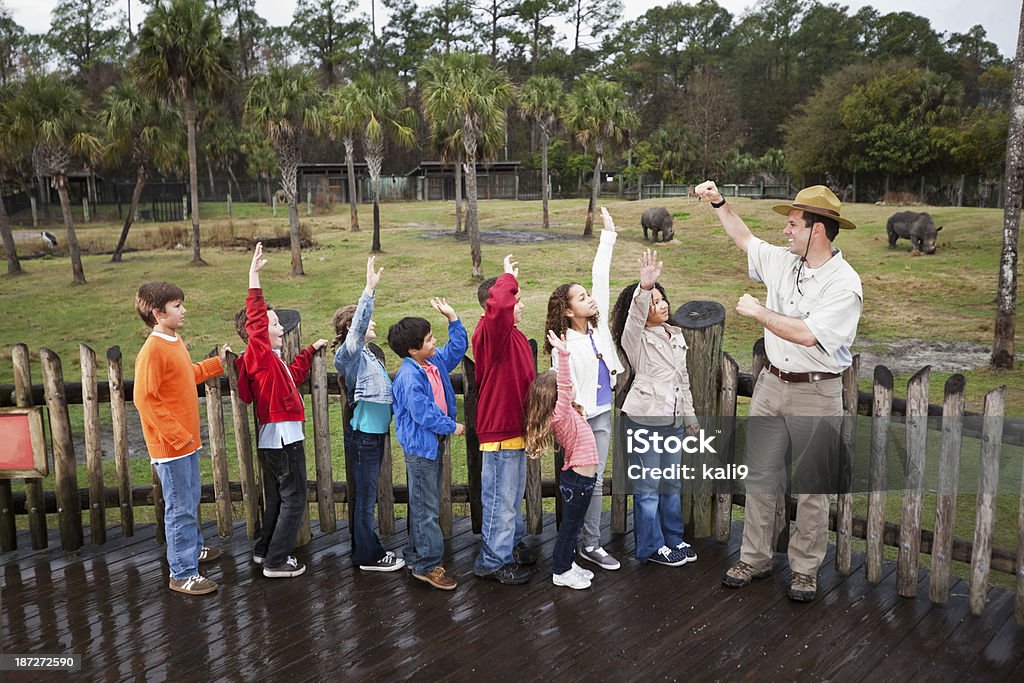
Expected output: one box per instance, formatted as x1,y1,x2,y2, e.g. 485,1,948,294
711,197,726,208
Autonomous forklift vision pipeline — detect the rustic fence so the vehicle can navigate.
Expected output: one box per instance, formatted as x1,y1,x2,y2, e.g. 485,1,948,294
1,309,1022,623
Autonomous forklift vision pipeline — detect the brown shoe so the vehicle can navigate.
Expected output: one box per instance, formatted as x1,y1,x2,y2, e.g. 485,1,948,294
723,561,772,588
789,572,817,602
169,574,218,595
413,566,458,591
198,546,222,564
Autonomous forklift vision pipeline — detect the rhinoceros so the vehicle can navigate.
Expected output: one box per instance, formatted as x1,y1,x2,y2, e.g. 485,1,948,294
887,211,942,254
641,207,674,242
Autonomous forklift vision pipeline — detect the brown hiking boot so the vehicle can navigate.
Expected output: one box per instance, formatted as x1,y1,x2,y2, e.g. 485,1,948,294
723,561,772,588
789,572,817,602
169,574,218,595
413,566,458,591
198,546,222,564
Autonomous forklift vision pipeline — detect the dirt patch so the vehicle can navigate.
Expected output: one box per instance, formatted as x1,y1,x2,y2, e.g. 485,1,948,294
419,229,576,244
855,338,991,377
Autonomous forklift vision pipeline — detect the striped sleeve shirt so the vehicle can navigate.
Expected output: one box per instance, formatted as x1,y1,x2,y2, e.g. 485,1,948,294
553,350,599,471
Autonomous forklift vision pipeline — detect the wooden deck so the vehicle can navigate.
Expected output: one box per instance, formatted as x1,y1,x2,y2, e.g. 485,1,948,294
3,513,1023,681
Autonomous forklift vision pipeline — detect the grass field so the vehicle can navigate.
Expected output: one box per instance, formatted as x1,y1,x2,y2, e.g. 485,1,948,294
1,196,1021,586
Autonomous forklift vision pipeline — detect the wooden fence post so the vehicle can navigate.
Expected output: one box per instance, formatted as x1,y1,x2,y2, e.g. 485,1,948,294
866,366,893,584
152,463,164,545
440,436,453,539
751,339,790,553
461,356,484,534
676,301,725,540
310,347,336,533
835,354,859,575
898,366,930,598
714,353,739,542
525,340,542,535
970,386,1005,617
204,349,232,538
107,347,134,537
225,350,259,539
279,311,310,546
80,344,106,544
40,348,83,550
378,435,395,536
929,374,966,603
13,344,46,549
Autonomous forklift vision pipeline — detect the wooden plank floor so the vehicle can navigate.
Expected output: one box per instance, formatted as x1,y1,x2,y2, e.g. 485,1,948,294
3,513,1023,682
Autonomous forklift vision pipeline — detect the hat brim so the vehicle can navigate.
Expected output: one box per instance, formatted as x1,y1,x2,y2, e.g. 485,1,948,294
772,203,856,230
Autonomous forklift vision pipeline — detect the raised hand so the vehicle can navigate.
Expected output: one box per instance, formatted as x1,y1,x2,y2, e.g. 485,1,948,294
503,253,519,279
693,180,723,205
638,249,663,290
312,338,329,351
546,329,568,354
735,293,762,319
365,255,383,294
431,297,457,322
599,206,617,233
250,242,267,273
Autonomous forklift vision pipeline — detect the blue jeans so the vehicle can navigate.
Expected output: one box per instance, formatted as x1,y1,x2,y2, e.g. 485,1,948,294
553,468,597,574
404,438,445,574
344,427,387,566
153,452,203,581
625,416,685,561
255,440,308,567
474,448,527,573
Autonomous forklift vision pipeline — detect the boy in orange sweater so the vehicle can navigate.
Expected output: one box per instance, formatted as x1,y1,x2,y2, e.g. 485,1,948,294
133,281,229,595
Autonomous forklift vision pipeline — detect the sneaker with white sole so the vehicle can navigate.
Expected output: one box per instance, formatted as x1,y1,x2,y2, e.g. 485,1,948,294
571,562,594,581
263,556,306,578
252,553,264,566
169,574,218,595
675,541,698,564
579,545,620,570
553,569,591,590
197,546,222,564
359,551,406,572
649,545,688,566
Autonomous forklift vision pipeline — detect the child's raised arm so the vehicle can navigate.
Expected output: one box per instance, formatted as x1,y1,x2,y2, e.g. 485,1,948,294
592,206,618,322
249,242,266,289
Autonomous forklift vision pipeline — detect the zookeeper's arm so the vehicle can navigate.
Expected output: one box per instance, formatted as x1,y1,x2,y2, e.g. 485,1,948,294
694,180,755,253
735,293,817,347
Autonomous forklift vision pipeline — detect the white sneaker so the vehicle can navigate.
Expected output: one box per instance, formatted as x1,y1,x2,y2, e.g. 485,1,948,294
553,569,591,590
571,562,594,581
579,545,620,570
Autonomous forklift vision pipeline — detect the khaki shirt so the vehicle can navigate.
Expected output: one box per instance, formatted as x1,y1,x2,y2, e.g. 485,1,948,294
747,236,862,374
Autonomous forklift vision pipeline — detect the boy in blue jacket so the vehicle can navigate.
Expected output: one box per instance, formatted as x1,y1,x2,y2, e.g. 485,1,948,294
388,297,467,590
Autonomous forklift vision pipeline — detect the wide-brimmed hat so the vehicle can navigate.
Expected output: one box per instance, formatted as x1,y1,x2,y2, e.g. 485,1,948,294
772,185,856,230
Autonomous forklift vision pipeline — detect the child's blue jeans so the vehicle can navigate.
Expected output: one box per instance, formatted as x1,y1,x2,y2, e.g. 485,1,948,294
552,468,597,575
153,451,203,581
404,437,446,574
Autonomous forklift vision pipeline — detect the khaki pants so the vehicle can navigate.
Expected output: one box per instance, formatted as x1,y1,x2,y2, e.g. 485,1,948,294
740,370,843,575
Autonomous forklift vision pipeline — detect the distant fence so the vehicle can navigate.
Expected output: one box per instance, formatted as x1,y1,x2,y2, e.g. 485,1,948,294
2,311,1022,623
639,182,795,201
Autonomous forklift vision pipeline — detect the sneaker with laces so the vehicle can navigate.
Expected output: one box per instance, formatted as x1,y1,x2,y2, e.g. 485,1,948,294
512,541,537,566
552,568,591,590
413,566,458,590
675,541,698,564
169,574,218,595
571,562,594,581
579,545,620,570
359,551,406,572
789,572,817,602
723,560,772,588
649,545,688,566
263,556,306,578
475,563,531,585
252,553,264,566
197,546,222,564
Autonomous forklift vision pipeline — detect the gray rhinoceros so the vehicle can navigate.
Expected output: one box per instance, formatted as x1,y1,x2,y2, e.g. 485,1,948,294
886,211,942,254
641,207,674,242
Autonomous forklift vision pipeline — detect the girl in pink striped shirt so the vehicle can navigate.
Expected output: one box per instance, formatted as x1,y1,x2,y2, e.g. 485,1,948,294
524,331,600,590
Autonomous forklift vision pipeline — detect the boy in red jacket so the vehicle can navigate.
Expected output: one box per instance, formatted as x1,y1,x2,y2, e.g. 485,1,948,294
235,243,327,578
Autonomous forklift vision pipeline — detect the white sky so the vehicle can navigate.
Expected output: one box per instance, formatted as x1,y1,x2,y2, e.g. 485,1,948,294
6,0,1021,60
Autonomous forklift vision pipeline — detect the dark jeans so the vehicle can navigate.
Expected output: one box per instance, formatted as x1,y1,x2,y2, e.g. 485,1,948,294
404,437,446,575
255,440,308,568
552,468,597,575
344,427,387,566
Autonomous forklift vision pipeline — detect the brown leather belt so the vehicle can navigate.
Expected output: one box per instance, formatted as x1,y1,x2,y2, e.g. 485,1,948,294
765,362,840,383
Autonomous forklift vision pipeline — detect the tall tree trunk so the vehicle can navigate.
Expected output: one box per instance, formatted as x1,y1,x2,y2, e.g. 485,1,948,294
584,145,603,236
992,4,1024,369
463,131,482,278
371,190,382,253
112,163,146,263
184,96,205,265
206,154,216,195
287,200,304,275
0,191,21,274
227,165,242,201
455,151,463,234
55,175,86,284
281,141,304,276
344,135,359,231
541,124,550,229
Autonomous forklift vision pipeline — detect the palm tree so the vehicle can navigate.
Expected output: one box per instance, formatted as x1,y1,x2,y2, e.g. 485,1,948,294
102,80,182,262
421,52,515,278
564,76,636,236
350,72,417,253
245,64,324,276
325,83,362,232
131,0,234,266
520,75,564,230
8,74,101,284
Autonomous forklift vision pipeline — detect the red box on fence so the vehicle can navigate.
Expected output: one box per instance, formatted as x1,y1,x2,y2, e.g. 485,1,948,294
0,407,48,477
